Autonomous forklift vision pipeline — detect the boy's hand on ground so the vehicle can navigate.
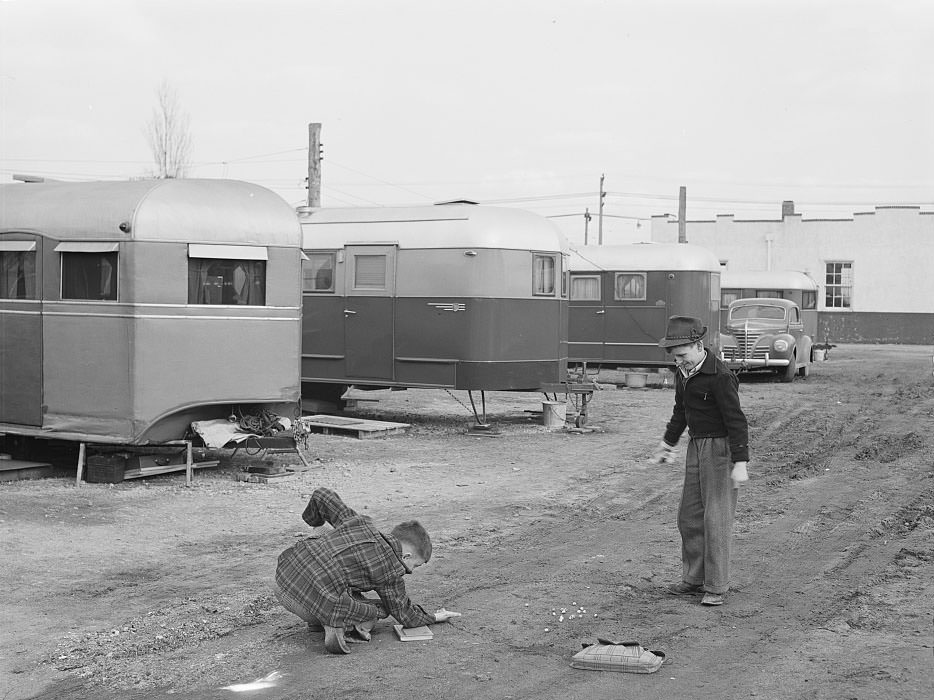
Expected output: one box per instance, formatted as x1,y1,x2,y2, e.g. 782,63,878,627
348,619,376,642
434,608,462,622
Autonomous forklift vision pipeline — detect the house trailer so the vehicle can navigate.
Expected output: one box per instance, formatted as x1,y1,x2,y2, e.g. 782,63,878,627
567,242,721,367
298,203,569,406
0,179,303,446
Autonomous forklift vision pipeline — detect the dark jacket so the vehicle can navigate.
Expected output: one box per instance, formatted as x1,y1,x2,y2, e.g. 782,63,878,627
663,351,749,462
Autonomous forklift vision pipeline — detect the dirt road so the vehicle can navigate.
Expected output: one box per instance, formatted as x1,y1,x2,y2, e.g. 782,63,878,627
1,344,932,699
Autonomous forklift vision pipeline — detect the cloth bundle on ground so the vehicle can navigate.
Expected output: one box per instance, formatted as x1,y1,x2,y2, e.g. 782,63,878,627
569,638,666,674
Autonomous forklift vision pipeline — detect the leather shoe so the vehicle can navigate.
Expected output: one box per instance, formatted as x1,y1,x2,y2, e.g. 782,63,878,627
323,625,351,654
667,581,703,595
701,592,724,606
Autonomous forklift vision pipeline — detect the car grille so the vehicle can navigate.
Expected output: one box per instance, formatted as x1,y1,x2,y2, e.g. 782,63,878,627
724,332,769,360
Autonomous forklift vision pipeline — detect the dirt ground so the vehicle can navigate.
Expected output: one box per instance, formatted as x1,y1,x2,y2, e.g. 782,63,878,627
1,343,933,700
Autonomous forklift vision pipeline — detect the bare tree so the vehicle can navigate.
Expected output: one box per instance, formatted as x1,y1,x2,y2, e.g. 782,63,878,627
145,80,192,179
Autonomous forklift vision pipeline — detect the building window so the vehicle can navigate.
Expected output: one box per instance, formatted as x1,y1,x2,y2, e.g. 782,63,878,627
304,252,335,292
614,273,646,301
533,254,556,295
570,275,601,301
0,250,37,299
62,252,117,300
188,259,266,305
825,262,853,308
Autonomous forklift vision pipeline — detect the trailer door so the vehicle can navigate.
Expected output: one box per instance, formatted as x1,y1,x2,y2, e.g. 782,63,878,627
0,239,42,425
343,245,396,380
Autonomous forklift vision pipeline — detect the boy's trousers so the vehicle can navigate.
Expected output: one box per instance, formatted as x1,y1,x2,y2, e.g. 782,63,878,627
677,436,738,594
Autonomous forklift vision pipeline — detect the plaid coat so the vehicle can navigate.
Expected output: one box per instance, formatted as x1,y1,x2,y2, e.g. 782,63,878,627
274,488,436,628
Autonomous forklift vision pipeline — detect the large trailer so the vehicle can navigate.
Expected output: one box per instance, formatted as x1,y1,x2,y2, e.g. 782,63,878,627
298,203,569,418
567,243,722,368
0,179,303,447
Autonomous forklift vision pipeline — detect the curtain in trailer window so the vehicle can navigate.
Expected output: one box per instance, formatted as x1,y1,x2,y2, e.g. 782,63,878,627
188,259,266,305
61,252,117,300
614,273,645,300
304,253,335,292
354,255,386,289
533,254,556,295
570,276,601,301
0,251,37,299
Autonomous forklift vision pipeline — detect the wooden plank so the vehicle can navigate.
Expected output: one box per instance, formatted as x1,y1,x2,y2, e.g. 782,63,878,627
299,415,410,439
123,460,220,480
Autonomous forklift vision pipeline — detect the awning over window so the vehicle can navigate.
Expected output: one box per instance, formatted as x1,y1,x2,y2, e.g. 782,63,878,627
188,243,268,261
54,242,120,253
0,240,37,251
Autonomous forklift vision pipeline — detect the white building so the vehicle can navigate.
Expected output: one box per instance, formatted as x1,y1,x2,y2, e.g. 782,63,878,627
650,201,934,345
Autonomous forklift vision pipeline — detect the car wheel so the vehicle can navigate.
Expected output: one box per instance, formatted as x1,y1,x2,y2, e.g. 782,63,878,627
798,362,810,378
781,355,796,383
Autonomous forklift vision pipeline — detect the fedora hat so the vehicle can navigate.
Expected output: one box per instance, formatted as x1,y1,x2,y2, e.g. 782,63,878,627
658,315,707,349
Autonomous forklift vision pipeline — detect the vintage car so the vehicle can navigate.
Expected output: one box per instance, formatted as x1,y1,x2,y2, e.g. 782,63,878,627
720,297,813,382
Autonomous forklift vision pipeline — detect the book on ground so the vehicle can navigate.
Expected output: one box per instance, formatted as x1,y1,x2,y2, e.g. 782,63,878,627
394,624,433,641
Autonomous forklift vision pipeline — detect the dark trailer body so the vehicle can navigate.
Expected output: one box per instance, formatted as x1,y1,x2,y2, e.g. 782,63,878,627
298,203,569,404
567,242,721,368
0,179,303,446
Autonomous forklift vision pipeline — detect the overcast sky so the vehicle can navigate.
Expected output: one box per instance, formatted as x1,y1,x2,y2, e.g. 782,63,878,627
1,0,932,245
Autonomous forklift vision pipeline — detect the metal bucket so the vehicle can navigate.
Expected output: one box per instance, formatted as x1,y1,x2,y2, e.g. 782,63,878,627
542,400,567,429
625,372,648,388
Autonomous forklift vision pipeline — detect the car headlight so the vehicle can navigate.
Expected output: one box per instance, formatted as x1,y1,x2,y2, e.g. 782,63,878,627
773,339,789,352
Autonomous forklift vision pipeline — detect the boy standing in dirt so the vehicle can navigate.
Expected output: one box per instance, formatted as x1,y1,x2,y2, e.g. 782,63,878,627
652,316,749,606
273,487,461,654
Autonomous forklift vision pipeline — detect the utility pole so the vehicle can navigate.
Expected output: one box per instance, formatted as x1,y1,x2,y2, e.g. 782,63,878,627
584,208,591,245
678,185,687,243
598,173,606,245
307,123,322,207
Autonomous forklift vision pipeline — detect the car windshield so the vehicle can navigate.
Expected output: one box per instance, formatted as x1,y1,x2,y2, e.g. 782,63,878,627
730,304,786,321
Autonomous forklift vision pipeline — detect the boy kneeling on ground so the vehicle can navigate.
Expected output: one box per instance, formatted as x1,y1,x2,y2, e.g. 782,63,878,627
274,487,461,654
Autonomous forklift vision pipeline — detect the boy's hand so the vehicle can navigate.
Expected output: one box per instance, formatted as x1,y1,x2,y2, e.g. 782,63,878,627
348,619,376,642
650,440,677,465
434,608,462,622
731,461,749,488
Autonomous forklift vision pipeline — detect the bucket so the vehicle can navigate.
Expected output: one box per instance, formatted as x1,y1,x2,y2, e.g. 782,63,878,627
542,400,567,429
813,349,826,362
625,372,648,388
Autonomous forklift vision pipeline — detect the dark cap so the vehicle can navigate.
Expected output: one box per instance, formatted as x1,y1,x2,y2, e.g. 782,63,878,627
658,315,707,349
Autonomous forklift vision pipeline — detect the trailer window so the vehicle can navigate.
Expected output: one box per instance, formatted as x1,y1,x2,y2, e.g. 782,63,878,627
614,273,646,301
825,261,852,308
533,254,556,295
353,255,387,289
0,250,37,299
756,290,781,299
188,259,266,305
802,290,817,310
570,275,601,301
304,252,335,292
61,252,117,301
721,289,741,308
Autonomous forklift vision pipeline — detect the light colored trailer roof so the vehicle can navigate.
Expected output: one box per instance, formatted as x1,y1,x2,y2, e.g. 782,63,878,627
0,179,301,246
721,269,818,290
568,242,721,272
300,203,568,253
